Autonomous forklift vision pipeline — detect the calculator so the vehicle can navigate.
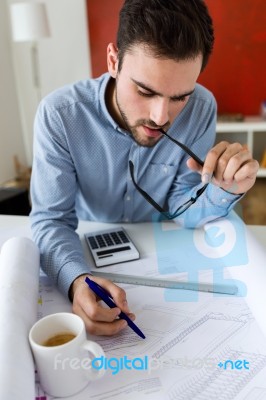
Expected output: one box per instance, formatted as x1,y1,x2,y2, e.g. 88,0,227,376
84,227,140,267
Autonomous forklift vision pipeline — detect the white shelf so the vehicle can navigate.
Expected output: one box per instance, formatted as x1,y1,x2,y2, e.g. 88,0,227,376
216,117,266,177
257,168,266,178
216,117,266,133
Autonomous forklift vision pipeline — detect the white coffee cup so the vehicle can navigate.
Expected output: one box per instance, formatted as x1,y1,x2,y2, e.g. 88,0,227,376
29,312,105,398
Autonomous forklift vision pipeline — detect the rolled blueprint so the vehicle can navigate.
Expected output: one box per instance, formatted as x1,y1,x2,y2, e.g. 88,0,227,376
0,237,40,400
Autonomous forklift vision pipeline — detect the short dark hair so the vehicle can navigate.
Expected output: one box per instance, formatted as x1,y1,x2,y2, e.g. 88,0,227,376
117,0,214,72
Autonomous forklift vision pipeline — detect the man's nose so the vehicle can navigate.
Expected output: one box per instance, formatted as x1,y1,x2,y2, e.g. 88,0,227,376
149,98,169,128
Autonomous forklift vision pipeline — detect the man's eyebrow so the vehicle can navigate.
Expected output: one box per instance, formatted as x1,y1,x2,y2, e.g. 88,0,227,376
131,78,195,100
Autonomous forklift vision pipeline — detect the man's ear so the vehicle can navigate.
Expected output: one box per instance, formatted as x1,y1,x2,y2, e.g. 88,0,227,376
107,43,119,78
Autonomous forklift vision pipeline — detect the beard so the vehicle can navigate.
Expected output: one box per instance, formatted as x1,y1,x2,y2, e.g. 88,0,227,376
115,88,169,148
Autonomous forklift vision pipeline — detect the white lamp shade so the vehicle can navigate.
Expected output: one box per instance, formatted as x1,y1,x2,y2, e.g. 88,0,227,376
10,2,50,42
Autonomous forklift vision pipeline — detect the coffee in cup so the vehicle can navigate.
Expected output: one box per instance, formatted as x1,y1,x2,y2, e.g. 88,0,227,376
29,312,105,397
42,332,76,347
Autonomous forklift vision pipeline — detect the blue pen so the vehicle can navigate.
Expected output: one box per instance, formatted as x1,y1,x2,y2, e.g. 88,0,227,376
85,277,145,339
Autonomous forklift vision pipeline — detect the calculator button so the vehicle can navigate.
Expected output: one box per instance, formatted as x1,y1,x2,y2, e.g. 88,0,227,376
103,233,114,246
88,237,98,249
110,232,122,244
117,231,130,243
96,235,106,248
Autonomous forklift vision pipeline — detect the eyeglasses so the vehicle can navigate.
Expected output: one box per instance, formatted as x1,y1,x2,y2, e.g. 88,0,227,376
129,129,208,220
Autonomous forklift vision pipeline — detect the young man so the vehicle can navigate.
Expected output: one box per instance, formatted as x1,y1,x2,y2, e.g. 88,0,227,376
30,0,258,336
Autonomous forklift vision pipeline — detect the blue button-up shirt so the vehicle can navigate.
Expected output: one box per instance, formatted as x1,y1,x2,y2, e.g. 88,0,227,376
30,73,240,297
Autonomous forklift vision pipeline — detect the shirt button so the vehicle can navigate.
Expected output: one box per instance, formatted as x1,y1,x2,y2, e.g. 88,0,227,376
221,198,228,204
163,166,168,173
126,195,131,201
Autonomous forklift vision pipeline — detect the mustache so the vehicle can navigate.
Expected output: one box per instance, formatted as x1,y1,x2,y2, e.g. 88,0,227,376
132,119,170,131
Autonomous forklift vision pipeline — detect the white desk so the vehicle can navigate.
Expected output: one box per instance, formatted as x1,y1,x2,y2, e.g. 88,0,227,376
0,213,265,248
1,213,266,329
1,215,266,400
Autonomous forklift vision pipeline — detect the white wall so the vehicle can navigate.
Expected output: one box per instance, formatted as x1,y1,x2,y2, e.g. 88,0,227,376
0,1,26,183
1,0,91,181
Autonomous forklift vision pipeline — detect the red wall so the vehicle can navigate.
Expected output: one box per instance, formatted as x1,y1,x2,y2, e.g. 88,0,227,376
87,0,266,116
86,0,123,78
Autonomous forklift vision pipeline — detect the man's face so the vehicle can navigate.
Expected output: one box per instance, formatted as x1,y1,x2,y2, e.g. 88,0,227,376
108,44,202,147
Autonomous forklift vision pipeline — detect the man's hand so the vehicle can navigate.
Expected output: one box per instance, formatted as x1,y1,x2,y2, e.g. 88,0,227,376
187,141,259,194
71,274,135,336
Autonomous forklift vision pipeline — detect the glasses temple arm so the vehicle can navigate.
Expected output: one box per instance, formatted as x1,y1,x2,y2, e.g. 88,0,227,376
129,161,166,214
159,129,204,167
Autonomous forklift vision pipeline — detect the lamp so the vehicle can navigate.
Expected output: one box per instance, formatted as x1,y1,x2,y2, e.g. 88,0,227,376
10,1,50,101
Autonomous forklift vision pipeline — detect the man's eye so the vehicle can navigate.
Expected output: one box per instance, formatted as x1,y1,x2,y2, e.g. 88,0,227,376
137,90,154,98
173,96,187,103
